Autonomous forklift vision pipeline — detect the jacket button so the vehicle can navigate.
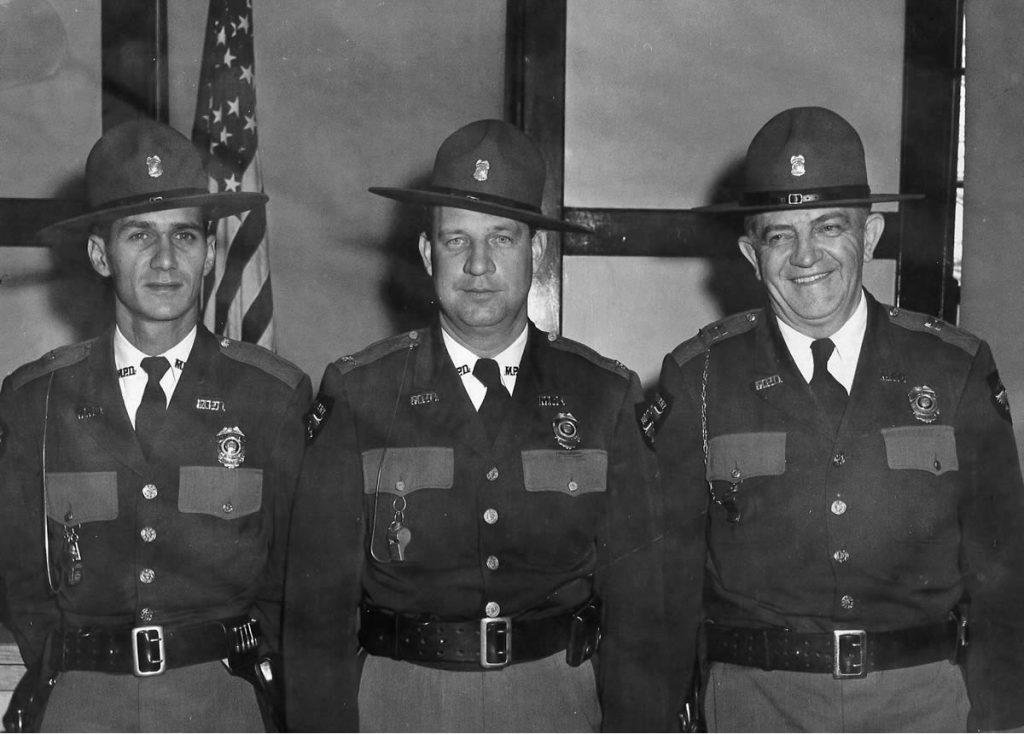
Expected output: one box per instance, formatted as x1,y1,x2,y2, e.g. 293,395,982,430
485,601,501,618
833,549,850,563
486,467,499,482
142,484,158,500
567,480,579,493
139,568,156,584
483,508,499,525
840,594,854,610
140,527,157,543
486,555,499,571
832,452,846,467
831,499,847,516
395,480,406,492
139,607,154,623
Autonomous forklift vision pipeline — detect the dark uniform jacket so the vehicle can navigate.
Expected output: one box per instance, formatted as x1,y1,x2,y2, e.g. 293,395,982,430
285,322,669,732
656,291,1024,731
0,325,310,673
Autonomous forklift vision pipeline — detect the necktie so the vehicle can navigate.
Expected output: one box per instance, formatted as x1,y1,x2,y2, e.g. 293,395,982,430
136,356,170,459
473,358,510,442
809,338,848,432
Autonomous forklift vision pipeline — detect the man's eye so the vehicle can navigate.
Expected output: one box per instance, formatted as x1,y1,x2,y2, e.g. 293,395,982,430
766,233,791,246
175,230,199,242
491,235,514,246
818,224,843,236
445,237,468,249
127,231,149,242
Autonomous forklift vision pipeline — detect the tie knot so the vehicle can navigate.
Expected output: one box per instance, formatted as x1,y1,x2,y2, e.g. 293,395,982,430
140,356,170,383
810,338,836,370
472,358,504,392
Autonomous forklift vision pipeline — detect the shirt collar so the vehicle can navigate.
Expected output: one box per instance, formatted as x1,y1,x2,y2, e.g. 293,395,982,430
441,323,529,386
114,325,198,374
776,290,867,383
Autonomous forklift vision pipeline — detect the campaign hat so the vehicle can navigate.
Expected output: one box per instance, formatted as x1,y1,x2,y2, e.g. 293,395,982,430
38,118,266,244
369,118,589,233
696,106,922,213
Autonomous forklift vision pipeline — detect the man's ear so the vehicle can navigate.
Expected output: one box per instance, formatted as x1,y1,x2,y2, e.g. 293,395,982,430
862,212,885,263
531,229,547,270
203,233,216,276
738,236,763,281
87,234,111,278
417,232,433,276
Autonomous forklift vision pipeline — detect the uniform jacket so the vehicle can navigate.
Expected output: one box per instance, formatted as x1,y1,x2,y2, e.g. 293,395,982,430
0,325,310,670
656,291,1024,731
284,322,670,732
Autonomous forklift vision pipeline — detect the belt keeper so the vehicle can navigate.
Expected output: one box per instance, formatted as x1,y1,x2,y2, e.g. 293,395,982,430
760,629,772,671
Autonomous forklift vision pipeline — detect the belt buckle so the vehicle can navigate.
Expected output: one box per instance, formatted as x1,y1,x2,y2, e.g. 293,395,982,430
480,616,511,669
832,629,866,679
132,625,166,677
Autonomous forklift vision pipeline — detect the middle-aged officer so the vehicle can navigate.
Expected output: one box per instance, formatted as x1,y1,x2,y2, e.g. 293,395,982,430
0,118,310,732
652,106,1024,732
284,119,669,732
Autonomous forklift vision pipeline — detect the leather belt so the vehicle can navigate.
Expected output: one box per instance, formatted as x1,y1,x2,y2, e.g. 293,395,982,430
706,619,962,679
54,616,261,677
359,604,588,669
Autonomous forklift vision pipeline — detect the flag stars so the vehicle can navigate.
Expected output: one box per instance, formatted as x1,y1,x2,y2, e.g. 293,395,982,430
224,174,240,192
227,97,240,116
223,48,236,68
219,127,233,145
243,114,256,133
239,65,254,84
212,106,224,124
216,24,227,46
236,14,250,35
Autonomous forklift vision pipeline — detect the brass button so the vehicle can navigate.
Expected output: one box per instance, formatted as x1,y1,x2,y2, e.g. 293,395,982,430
840,594,854,610
486,467,499,482
832,452,846,467
485,555,499,571
395,480,406,492
485,601,501,618
567,480,579,493
139,607,154,623
222,502,234,514
483,508,499,525
833,549,850,564
142,484,158,500
140,527,157,543
139,568,156,584
831,499,847,516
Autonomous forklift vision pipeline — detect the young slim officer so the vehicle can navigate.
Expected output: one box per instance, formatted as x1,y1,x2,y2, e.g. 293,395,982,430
284,119,670,732
0,119,310,731
653,107,1024,731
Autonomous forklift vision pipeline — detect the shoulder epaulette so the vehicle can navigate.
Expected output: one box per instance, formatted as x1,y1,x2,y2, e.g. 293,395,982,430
217,337,307,389
333,330,422,376
886,306,980,356
670,309,763,367
547,332,632,379
7,339,95,392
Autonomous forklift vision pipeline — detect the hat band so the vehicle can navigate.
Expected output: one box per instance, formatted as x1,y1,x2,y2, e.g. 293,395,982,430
741,184,871,208
426,186,543,215
91,187,212,214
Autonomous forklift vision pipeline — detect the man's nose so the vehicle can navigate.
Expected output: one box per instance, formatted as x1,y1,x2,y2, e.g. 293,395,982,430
464,240,495,275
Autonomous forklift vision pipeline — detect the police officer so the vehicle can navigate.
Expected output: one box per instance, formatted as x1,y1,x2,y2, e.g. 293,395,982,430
653,107,1024,731
0,119,310,731
284,119,669,732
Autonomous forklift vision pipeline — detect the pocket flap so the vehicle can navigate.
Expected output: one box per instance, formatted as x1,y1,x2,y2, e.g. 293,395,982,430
179,467,263,519
882,425,958,475
522,449,607,496
361,447,454,496
706,432,787,482
45,472,119,525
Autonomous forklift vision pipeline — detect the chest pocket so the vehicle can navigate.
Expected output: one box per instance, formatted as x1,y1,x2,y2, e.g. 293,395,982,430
45,472,119,526
881,425,958,475
522,449,607,496
179,467,263,519
706,432,786,482
361,447,454,496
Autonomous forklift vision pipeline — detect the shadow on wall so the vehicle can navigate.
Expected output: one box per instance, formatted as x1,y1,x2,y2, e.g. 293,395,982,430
377,172,439,335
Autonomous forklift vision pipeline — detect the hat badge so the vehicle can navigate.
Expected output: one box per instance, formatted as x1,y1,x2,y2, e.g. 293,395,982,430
145,155,163,178
790,154,806,177
473,159,490,182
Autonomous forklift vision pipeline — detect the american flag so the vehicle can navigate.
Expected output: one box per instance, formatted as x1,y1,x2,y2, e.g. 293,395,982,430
193,0,275,349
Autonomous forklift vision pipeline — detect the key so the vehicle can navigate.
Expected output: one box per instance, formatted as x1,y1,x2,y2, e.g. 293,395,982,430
386,520,412,561
64,526,83,586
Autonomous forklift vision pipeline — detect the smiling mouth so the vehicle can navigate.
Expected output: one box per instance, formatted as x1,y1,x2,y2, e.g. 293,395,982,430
792,272,832,285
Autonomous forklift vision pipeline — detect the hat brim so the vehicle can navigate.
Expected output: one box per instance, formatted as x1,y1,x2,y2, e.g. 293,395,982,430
692,192,924,214
36,191,268,246
369,186,591,234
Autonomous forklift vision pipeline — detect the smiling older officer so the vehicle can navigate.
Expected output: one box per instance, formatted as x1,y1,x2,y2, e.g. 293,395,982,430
285,119,670,732
0,119,310,732
652,106,1024,731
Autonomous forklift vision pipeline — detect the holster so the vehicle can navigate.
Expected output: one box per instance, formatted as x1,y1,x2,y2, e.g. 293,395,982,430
565,598,601,667
2,665,56,733
226,650,285,733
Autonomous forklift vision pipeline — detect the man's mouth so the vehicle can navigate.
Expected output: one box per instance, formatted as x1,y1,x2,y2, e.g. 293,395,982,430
791,271,832,285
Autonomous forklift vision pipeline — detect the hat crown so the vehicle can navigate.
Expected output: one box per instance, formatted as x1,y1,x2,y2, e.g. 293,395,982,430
744,107,868,196
84,119,207,211
428,119,546,211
